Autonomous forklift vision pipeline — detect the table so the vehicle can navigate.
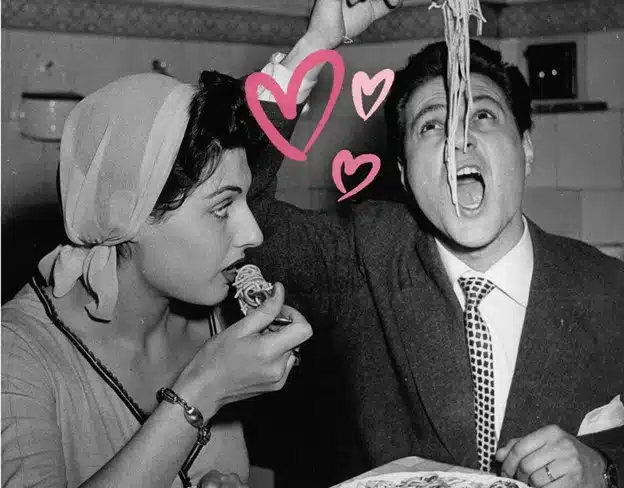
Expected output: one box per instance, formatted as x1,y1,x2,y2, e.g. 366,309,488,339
331,456,481,487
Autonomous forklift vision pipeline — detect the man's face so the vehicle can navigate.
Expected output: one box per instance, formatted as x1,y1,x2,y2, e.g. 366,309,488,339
400,74,534,254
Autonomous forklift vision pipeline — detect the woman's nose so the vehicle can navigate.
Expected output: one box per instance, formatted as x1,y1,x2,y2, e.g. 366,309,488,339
238,208,264,249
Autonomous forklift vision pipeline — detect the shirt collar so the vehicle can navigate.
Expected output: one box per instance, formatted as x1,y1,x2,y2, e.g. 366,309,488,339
435,217,534,307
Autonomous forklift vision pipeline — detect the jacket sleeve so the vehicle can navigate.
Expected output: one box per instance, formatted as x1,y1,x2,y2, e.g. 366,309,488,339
245,102,360,318
580,423,624,487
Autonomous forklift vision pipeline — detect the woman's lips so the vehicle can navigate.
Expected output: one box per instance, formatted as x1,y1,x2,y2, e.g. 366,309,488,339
222,268,238,284
222,259,244,284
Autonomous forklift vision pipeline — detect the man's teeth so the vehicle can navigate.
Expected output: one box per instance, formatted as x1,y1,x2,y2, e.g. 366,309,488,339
457,166,481,177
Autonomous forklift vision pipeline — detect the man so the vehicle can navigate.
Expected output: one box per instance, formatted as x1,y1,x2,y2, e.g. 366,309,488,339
244,18,623,488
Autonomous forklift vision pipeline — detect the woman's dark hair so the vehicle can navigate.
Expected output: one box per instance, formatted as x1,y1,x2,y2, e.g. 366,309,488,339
150,70,258,222
117,71,257,260
385,39,533,166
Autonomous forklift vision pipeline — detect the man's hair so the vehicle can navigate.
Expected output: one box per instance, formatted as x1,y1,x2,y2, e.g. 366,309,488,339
384,39,533,165
150,70,258,222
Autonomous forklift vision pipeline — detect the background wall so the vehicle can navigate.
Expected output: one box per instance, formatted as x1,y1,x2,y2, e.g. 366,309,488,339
501,30,624,255
1,30,283,222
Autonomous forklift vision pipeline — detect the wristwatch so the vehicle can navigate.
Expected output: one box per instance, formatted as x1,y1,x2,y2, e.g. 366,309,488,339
602,453,619,488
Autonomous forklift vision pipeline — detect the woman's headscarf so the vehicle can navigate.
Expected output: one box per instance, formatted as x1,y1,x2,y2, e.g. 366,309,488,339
38,73,196,321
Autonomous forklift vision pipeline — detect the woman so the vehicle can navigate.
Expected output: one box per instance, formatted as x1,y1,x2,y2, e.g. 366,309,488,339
1,65,312,487
1,1,400,486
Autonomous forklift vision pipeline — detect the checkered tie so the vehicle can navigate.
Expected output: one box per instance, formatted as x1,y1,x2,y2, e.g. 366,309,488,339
458,275,497,472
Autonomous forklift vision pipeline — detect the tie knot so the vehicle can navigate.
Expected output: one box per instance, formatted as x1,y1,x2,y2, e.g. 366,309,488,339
458,275,496,307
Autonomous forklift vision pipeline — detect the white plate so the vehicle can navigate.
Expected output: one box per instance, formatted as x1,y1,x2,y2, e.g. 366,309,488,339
338,471,529,488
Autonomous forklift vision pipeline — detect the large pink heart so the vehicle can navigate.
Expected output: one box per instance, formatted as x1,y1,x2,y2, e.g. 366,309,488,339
351,69,395,121
332,149,381,202
245,49,345,162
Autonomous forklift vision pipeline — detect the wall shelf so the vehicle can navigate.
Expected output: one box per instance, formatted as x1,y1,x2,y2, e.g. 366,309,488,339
533,100,608,114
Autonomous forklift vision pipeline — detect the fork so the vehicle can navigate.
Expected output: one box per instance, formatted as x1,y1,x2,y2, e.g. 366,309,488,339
248,290,301,364
248,289,294,326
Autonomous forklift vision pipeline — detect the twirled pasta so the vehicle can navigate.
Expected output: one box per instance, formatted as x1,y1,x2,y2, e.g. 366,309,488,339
233,264,274,316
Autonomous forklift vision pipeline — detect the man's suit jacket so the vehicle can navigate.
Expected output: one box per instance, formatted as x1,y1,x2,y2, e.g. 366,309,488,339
243,105,624,487
350,202,623,469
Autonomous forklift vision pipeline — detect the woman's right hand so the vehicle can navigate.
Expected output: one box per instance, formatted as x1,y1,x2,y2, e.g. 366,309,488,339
174,282,312,415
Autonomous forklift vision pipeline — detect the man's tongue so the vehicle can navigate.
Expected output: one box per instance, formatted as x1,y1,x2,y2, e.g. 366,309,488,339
457,176,484,210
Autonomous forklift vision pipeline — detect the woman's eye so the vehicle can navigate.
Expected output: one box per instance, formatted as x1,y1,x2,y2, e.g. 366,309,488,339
212,203,231,221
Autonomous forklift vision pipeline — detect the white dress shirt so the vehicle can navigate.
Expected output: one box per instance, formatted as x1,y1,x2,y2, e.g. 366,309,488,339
435,218,534,440
257,52,316,106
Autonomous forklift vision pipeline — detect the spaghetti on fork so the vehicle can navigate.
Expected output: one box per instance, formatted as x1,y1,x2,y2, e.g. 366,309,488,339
233,264,301,362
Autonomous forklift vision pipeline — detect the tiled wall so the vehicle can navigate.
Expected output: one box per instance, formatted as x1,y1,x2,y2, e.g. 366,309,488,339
502,30,624,256
1,29,283,224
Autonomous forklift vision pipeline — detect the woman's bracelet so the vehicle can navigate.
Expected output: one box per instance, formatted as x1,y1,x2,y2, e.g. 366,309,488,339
156,387,212,444
156,387,212,488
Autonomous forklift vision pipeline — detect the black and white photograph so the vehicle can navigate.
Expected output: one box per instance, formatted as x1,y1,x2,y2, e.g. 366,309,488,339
1,0,623,487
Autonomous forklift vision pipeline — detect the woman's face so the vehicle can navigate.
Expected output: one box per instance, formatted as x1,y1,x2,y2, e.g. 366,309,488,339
133,148,263,306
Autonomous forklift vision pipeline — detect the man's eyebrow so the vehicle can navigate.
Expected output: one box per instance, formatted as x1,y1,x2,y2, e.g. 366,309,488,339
472,94,506,113
408,103,446,133
408,94,506,133
204,185,242,200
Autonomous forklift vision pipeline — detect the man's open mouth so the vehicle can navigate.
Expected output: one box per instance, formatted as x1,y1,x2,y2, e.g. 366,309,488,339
456,165,485,211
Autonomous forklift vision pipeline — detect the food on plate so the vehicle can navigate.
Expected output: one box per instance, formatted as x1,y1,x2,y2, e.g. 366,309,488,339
340,471,527,488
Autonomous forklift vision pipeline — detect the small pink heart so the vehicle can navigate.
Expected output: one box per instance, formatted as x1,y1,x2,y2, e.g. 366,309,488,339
245,50,345,162
351,69,395,121
332,149,381,202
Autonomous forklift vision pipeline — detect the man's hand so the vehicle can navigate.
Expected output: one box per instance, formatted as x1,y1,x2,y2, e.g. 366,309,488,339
495,425,607,487
198,470,248,488
281,0,402,86
305,0,403,51
342,0,403,40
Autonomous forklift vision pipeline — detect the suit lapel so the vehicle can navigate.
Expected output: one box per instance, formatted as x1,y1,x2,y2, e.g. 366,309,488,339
373,230,479,467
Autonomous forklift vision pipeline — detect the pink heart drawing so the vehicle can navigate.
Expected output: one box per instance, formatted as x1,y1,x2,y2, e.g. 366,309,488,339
245,50,345,162
351,69,395,121
332,149,381,202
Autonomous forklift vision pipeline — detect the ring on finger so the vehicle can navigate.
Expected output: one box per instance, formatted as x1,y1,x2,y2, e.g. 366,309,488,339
544,463,555,482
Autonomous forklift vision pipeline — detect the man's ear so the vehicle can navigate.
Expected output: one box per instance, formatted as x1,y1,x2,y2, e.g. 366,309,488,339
397,160,407,190
522,131,534,178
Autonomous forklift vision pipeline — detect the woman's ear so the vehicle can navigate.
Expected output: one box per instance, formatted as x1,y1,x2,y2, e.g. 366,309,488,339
116,241,135,263
522,131,534,178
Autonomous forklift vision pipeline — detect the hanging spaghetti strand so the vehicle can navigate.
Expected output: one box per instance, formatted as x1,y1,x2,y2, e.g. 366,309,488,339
429,0,486,216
